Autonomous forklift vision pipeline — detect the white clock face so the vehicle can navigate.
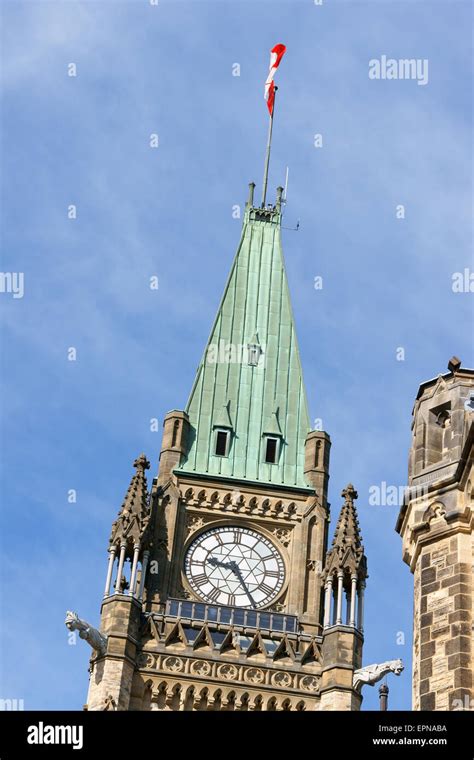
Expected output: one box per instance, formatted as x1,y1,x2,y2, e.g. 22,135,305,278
184,526,285,609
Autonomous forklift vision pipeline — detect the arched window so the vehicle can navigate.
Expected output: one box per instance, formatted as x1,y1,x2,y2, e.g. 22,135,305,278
171,419,180,447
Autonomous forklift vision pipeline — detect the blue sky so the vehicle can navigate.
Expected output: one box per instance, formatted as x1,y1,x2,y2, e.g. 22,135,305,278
0,0,472,711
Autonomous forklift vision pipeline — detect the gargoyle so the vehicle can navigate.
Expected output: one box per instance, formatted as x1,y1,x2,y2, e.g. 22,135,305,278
353,659,404,692
65,611,107,656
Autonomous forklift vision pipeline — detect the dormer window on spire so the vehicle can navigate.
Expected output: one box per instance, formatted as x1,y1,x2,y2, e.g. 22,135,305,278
248,344,261,366
247,333,262,367
264,436,280,464
214,429,230,457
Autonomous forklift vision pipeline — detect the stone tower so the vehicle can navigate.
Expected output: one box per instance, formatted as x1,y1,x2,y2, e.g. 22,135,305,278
396,357,474,711
83,183,368,711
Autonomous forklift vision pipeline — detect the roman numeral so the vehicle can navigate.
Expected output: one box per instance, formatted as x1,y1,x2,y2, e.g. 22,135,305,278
265,571,280,578
193,573,208,586
260,583,275,597
207,588,220,602
233,532,242,544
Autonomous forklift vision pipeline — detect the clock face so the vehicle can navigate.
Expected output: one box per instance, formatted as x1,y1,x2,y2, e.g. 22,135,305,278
184,525,285,609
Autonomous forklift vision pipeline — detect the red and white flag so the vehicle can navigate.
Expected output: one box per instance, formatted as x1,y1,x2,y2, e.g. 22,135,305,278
264,43,286,116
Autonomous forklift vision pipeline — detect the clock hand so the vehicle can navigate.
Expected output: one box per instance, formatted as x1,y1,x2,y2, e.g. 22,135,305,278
207,556,234,569
207,556,257,608
228,560,257,608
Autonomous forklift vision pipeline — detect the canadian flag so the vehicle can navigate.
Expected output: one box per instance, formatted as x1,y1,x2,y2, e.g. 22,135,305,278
264,43,286,116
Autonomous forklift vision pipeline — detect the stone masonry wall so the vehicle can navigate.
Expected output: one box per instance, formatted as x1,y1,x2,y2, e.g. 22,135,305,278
414,534,473,710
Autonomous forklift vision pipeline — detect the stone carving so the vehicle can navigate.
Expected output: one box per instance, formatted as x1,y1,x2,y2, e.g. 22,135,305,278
190,660,211,676
423,502,446,522
103,694,117,711
163,656,184,673
269,602,285,613
65,611,107,655
353,659,404,692
138,653,156,669
186,515,204,536
300,675,319,692
244,667,264,684
272,671,292,688
217,664,238,680
464,392,474,412
272,528,291,547
178,488,300,520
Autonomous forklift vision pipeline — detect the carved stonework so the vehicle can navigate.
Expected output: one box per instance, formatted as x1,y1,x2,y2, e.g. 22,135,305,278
272,528,292,547
65,611,107,656
163,656,184,673
272,671,293,688
180,488,301,521
299,675,319,692
244,667,265,684
186,515,205,537
268,602,285,613
103,694,117,711
353,659,404,692
217,664,238,681
138,653,156,669
190,660,211,676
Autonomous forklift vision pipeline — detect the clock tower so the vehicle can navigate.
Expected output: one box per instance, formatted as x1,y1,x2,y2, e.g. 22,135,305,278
84,182,368,711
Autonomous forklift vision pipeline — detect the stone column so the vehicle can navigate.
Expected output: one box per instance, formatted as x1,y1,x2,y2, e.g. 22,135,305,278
349,574,357,626
138,550,150,600
323,578,332,628
104,546,117,598
357,581,365,632
336,572,344,625
115,542,126,594
129,544,140,597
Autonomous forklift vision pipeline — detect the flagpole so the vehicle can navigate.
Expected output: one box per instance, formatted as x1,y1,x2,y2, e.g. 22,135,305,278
261,86,277,208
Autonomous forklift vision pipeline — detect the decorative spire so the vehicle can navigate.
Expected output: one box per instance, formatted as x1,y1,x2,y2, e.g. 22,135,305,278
332,484,363,549
323,484,367,579
178,184,311,490
109,454,151,552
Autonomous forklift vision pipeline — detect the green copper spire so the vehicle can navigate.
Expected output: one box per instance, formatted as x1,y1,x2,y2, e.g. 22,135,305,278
178,186,312,490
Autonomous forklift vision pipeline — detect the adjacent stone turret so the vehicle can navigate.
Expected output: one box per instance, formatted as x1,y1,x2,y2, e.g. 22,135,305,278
397,358,474,711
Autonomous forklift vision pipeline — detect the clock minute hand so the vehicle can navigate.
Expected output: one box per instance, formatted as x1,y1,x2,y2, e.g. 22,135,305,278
229,561,257,608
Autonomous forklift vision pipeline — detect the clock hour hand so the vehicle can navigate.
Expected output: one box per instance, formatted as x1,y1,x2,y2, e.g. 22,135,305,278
207,556,233,569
